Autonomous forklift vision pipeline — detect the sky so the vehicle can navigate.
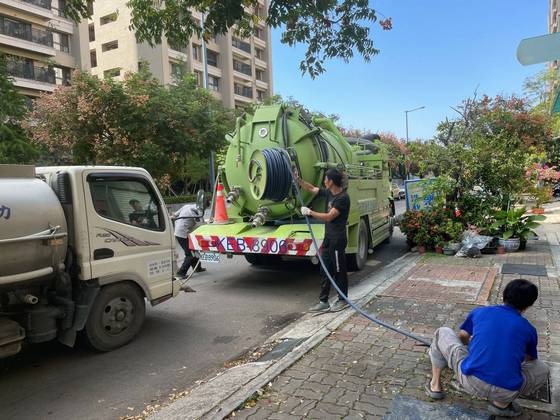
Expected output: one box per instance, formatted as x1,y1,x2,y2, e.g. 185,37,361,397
270,0,548,140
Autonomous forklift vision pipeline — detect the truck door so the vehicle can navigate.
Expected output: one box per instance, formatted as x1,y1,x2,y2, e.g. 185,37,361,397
83,171,174,300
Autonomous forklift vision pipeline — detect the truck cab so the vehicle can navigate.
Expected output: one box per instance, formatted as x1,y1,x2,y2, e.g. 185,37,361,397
0,165,181,358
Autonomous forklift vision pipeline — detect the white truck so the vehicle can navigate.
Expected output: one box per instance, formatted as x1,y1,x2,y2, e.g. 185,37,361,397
0,165,184,358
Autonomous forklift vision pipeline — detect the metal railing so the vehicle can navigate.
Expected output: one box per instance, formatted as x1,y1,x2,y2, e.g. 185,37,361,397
7,61,55,84
22,0,52,10
0,24,53,47
232,37,251,53
233,59,252,76
234,84,252,98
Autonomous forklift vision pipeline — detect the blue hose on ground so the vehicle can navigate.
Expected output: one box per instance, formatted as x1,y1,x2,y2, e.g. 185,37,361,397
283,151,431,347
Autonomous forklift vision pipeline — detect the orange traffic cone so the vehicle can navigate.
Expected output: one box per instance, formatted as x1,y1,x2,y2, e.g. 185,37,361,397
213,183,231,224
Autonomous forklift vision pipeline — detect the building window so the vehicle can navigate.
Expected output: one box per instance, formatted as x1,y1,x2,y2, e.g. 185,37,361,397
0,16,53,47
53,0,67,17
208,75,219,91
255,28,264,40
232,37,251,53
233,59,252,76
87,0,94,15
170,62,184,80
88,23,95,42
256,69,266,82
255,48,265,60
101,40,118,52
53,32,70,53
194,70,203,87
100,12,118,25
234,83,252,98
103,68,121,78
54,66,71,85
192,44,201,61
257,89,266,101
90,50,97,68
206,50,218,67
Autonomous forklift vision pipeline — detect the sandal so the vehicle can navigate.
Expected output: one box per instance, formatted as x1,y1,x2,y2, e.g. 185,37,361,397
487,401,522,418
425,383,445,400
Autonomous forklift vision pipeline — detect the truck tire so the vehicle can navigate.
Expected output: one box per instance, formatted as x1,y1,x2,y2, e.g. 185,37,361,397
347,219,369,272
83,282,145,352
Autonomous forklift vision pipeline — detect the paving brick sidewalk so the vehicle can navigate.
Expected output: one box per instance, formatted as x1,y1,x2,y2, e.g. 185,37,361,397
230,209,560,419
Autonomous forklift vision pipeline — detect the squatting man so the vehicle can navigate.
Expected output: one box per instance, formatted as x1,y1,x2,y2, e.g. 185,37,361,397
296,168,350,313
427,279,550,418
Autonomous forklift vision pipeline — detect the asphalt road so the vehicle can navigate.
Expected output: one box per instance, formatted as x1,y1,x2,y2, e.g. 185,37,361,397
0,201,407,420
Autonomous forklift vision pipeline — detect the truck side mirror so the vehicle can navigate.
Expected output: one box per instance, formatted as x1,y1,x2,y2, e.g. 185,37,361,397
196,189,206,213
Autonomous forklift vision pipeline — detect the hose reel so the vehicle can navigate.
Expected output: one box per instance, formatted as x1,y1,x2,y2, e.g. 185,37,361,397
247,148,292,202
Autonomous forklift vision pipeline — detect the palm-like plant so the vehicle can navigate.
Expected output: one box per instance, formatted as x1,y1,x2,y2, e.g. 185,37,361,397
491,207,545,240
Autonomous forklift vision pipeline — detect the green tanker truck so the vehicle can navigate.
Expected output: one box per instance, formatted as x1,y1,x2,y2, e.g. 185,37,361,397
188,104,393,271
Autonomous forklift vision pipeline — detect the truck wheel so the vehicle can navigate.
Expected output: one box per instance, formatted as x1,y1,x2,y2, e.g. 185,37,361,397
347,219,369,271
83,282,145,352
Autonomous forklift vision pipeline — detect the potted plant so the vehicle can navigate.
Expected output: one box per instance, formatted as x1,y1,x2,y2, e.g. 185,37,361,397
435,237,445,254
491,208,545,252
414,228,431,254
442,221,463,255
530,186,551,215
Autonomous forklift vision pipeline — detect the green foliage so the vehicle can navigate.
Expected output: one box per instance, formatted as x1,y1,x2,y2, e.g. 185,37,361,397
408,95,551,210
27,69,236,186
163,194,197,205
400,208,456,249
491,207,545,240
62,1,390,79
0,54,38,163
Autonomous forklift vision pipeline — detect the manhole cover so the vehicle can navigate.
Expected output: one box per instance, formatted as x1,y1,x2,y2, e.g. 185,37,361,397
383,395,488,420
257,337,308,362
520,377,552,404
381,264,497,305
502,264,547,277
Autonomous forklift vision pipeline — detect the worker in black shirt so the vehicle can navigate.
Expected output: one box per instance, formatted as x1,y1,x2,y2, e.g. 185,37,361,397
296,168,351,312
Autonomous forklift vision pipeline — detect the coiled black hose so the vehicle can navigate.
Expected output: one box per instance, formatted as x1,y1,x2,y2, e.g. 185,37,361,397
261,148,292,202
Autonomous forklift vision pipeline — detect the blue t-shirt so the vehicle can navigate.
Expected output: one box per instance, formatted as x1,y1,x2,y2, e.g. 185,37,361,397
460,305,538,391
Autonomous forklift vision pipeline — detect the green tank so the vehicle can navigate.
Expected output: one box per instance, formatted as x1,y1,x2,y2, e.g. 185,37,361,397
190,104,393,271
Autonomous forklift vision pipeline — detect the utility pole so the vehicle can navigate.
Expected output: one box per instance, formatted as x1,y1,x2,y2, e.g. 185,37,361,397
201,14,216,188
403,106,426,180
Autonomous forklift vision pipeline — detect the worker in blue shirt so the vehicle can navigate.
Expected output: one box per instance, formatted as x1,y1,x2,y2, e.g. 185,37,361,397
426,279,549,418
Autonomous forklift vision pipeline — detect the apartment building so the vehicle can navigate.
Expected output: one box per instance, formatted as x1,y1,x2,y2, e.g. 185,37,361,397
83,0,273,108
0,0,86,99
550,0,559,69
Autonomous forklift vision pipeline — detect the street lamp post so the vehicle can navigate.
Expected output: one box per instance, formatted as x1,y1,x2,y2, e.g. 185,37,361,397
404,106,426,144
403,106,426,180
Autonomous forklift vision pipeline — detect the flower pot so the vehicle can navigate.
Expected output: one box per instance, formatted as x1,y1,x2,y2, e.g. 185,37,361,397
531,207,545,215
499,238,520,253
497,245,506,255
435,246,443,254
417,245,426,255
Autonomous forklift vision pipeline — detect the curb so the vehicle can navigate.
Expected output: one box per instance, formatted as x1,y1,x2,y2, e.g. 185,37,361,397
151,252,420,420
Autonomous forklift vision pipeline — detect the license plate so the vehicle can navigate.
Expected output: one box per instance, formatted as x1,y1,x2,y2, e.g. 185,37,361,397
199,252,220,263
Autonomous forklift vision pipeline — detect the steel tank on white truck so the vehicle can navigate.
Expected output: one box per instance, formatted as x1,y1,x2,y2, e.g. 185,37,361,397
0,165,182,358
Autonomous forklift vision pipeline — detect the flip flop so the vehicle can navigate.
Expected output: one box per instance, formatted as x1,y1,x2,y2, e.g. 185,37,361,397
425,383,445,400
487,401,522,418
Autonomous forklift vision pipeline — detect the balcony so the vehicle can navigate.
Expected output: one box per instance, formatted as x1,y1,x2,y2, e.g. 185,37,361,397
0,0,53,19
233,59,252,76
8,61,55,83
23,0,51,8
232,37,251,54
234,83,253,99
0,25,55,55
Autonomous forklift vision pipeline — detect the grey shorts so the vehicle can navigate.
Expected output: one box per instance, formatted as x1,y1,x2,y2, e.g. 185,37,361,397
429,327,550,403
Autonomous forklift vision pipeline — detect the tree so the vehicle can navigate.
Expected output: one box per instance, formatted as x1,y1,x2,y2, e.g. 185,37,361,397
26,69,236,187
0,54,37,163
63,1,392,78
409,94,552,210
